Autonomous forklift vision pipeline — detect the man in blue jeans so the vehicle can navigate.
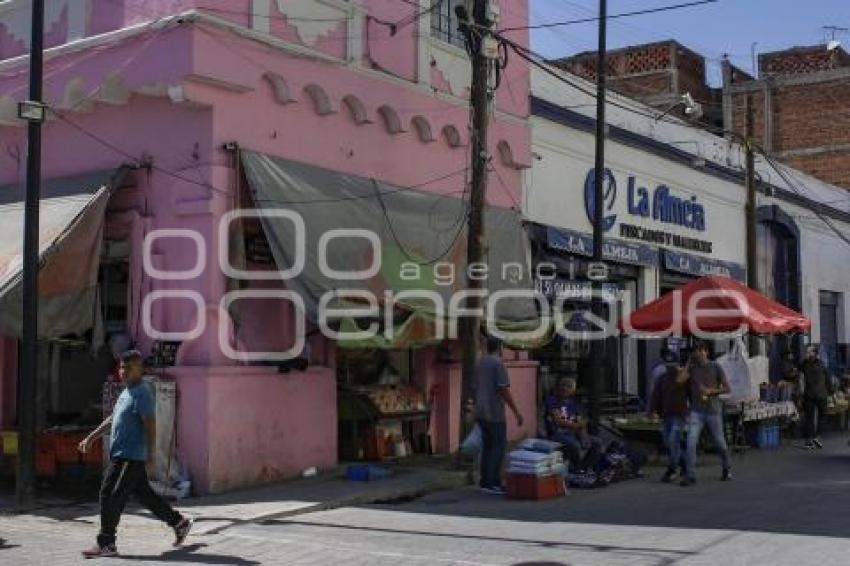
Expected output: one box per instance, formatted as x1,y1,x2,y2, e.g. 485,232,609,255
648,361,689,482
682,341,732,487
473,337,524,494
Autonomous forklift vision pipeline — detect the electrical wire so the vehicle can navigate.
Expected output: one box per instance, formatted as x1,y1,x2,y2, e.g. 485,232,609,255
759,152,850,247
373,179,469,266
500,0,719,33
51,107,473,205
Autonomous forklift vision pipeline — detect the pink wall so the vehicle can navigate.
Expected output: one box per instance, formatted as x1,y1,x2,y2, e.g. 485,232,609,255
0,4,532,492
169,365,337,494
421,351,538,455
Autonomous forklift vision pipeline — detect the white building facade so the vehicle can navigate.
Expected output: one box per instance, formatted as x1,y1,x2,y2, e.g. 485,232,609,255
527,66,850,399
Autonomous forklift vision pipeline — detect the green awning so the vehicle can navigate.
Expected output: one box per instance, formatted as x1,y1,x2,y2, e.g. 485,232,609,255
239,151,544,349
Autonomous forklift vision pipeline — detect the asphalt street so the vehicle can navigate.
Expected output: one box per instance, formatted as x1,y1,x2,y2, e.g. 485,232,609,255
1,434,849,565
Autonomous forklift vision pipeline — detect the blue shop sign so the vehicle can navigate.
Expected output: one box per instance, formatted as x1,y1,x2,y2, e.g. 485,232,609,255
584,168,707,233
546,226,659,267
535,277,624,302
663,250,746,282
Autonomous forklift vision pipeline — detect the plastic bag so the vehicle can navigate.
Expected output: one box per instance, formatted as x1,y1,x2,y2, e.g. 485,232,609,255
716,338,753,403
460,423,482,454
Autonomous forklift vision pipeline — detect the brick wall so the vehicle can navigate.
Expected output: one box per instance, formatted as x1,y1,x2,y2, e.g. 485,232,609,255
554,41,710,105
729,77,850,188
760,46,850,76
784,152,850,189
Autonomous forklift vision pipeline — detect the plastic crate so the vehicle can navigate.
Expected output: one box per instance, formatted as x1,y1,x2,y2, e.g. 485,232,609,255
345,464,392,482
80,439,103,466
505,473,566,500
36,448,57,478
52,433,85,464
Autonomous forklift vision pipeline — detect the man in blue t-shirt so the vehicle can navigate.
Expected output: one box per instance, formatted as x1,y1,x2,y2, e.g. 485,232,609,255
78,350,192,557
545,377,604,472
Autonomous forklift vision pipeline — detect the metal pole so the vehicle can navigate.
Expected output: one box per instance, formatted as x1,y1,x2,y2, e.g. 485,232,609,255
745,94,760,355
460,0,492,442
17,0,45,510
589,0,607,435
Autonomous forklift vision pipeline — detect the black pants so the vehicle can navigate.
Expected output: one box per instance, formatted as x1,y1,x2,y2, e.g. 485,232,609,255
478,420,507,489
98,458,182,546
804,397,828,440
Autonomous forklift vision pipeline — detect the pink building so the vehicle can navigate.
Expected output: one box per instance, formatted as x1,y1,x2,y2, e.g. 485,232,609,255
0,0,536,493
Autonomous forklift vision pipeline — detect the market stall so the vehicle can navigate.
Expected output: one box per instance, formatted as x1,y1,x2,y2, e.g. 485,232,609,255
337,349,431,461
618,275,812,451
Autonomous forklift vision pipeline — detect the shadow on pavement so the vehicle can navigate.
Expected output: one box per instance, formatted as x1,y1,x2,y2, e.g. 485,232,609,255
352,434,850,540
118,543,261,565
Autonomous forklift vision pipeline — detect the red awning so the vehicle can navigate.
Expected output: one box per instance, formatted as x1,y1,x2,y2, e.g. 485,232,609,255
622,275,811,336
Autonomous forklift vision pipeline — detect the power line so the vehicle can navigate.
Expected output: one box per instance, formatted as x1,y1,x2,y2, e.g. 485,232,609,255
500,0,719,32
53,106,472,205
759,152,850,247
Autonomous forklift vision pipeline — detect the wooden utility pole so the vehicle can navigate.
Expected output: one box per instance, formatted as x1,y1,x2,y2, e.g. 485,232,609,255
17,0,46,509
745,94,760,355
588,0,608,435
459,0,494,433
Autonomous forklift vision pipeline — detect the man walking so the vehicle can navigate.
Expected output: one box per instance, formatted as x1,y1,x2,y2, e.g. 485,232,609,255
78,350,192,557
682,341,731,487
648,361,689,483
800,345,831,450
473,336,524,494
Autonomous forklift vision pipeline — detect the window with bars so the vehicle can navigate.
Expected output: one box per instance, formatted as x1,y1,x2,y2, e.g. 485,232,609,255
431,0,467,48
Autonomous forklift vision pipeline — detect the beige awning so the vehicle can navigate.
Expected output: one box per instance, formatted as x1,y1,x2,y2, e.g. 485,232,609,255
0,169,127,338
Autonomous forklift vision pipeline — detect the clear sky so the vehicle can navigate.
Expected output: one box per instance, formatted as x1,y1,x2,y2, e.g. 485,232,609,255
530,0,850,85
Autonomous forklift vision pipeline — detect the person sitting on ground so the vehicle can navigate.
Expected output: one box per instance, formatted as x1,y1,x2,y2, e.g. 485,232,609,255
545,377,605,473
648,361,690,483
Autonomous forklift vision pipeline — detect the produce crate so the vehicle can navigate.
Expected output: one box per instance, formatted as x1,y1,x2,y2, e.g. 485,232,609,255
81,438,104,466
505,473,566,500
36,448,57,478
52,433,86,465
2,430,18,456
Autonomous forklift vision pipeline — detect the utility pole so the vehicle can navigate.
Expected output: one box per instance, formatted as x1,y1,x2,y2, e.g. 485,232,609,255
458,0,494,440
588,0,608,435
745,93,759,355
16,0,46,509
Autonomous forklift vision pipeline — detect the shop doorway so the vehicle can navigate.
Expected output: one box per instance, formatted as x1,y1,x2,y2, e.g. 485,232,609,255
819,291,841,375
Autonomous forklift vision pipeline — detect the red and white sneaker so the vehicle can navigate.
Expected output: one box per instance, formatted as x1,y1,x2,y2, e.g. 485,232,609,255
82,543,117,558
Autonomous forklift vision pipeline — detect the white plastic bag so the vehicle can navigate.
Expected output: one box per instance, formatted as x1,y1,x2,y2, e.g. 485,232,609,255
460,423,483,454
745,354,770,400
716,338,753,403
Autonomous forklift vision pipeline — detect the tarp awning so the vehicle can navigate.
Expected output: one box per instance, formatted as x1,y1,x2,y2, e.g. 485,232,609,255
0,169,125,338
239,151,542,349
621,275,811,336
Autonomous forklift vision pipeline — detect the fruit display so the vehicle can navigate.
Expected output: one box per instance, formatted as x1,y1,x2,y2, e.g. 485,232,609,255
367,385,427,415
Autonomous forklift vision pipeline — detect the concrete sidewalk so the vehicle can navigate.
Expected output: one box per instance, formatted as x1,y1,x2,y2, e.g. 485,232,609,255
0,459,469,536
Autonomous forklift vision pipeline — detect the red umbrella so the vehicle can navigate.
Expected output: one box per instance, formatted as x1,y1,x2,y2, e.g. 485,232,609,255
621,275,811,336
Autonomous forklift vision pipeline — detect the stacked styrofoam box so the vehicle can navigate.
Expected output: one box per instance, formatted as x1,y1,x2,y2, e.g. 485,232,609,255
507,439,567,477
